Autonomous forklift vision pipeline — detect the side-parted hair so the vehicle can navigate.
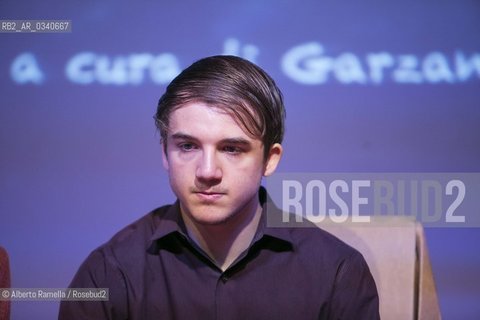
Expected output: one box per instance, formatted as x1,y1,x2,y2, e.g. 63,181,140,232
154,55,286,158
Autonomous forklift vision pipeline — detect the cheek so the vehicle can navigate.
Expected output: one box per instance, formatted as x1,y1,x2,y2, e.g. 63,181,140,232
167,162,193,189
229,164,264,187
167,153,195,172
230,157,265,176
168,173,190,202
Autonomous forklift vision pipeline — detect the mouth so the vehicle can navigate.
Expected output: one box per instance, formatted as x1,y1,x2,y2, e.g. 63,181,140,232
193,191,226,202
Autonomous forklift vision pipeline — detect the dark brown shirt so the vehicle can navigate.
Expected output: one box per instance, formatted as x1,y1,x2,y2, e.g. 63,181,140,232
59,188,379,319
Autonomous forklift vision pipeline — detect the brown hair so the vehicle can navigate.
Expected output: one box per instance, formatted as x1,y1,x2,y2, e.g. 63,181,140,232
154,55,285,158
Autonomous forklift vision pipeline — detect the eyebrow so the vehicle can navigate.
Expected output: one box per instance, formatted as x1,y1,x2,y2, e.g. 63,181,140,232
170,132,252,146
170,133,197,141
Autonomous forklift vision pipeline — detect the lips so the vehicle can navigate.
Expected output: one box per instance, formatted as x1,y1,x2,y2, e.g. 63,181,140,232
194,191,225,202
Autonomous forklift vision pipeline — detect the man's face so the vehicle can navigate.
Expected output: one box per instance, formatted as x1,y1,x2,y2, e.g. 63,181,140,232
162,102,281,226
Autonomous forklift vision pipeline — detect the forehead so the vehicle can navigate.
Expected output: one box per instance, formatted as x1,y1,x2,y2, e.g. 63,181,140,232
168,102,258,142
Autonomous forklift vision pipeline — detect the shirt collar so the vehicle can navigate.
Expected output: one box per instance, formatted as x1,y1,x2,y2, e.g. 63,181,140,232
254,186,293,246
150,200,188,240
148,186,293,254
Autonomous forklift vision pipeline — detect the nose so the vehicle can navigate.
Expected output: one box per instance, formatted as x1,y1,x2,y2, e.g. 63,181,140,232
195,149,222,183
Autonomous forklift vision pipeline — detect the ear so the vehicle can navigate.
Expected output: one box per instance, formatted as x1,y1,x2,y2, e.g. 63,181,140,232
161,143,169,170
263,143,283,177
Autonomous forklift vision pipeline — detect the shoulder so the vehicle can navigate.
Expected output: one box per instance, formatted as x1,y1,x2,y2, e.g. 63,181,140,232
289,222,360,260
85,205,173,269
106,205,170,247
263,192,360,264
263,198,364,269
279,218,369,280
286,222,376,297
68,205,175,290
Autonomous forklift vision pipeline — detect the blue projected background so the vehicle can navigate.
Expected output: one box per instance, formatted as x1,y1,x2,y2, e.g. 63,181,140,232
1,1,479,319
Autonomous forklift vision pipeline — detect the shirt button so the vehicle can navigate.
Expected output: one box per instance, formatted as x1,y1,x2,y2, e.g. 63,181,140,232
221,275,229,283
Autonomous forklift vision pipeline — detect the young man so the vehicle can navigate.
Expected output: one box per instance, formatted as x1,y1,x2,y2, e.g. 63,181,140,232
59,55,379,319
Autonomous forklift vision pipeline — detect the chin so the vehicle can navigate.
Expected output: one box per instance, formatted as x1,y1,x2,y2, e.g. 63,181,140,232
190,210,236,226
181,202,238,225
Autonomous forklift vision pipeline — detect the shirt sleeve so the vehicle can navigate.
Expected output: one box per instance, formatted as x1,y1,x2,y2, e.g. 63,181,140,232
58,249,128,320
328,251,380,320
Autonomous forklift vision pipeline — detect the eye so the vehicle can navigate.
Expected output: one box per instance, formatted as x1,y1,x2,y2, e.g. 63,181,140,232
178,143,197,152
222,145,242,154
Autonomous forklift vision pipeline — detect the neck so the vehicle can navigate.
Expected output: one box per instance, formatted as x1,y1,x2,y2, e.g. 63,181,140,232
182,198,263,271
